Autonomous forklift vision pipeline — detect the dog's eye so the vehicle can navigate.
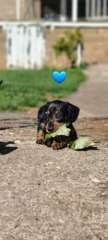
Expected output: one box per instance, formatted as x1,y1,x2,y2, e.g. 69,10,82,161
55,113,63,121
55,113,60,118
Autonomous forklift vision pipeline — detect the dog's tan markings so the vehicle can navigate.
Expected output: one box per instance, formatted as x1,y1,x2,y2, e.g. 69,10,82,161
36,130,45,144
53,121,62,131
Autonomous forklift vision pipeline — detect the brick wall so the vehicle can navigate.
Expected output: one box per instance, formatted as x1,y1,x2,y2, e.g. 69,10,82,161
45,28,108,68
0,0,41,20
0,0,16,20
82,29,108,63
0,0,34,20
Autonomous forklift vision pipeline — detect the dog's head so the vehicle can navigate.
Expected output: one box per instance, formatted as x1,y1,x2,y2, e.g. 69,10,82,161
38,100,80,133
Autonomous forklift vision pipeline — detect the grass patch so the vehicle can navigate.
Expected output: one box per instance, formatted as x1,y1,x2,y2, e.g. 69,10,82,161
0,68,86,111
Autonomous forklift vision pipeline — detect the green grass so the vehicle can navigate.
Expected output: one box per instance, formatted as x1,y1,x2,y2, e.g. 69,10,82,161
0,68,86,111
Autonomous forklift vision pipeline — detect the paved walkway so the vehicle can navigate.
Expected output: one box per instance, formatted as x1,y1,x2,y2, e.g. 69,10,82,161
67,63,108,118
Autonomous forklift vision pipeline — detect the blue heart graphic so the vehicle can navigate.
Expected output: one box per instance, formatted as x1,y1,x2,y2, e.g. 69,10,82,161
52,71,67,84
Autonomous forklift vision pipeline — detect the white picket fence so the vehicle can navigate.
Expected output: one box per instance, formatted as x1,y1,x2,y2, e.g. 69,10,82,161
4,24,46,69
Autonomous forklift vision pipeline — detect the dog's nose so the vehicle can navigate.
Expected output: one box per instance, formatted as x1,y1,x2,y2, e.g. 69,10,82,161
48,126,53,132
48,123,53,132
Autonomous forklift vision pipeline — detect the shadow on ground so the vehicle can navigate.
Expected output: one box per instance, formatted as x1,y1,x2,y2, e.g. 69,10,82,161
0,141,17,155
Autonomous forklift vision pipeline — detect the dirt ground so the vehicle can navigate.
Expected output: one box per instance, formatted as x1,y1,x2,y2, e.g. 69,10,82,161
0,112,108,240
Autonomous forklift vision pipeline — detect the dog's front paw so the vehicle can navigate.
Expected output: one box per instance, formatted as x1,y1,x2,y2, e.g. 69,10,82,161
52,141,62,150
52,141,67,150
52,142,60,150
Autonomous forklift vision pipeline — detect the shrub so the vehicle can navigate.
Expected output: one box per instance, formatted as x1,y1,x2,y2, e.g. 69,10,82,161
53,29,84,67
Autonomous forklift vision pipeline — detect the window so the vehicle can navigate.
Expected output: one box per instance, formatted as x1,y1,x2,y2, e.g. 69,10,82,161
41,0,108,22
86,0,108,20
41,0,77,21
78,0,86,19
41,0,60,20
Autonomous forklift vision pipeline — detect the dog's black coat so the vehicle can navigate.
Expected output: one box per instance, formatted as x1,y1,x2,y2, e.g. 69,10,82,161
37,100,80,150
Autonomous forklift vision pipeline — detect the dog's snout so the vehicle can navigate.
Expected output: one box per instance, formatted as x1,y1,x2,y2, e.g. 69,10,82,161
47,122,53,132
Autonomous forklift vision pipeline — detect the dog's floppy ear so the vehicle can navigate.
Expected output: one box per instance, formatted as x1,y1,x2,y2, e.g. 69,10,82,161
64,102,80,123
37,102,49,122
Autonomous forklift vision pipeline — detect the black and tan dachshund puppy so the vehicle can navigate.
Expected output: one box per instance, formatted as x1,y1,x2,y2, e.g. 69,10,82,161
36,100,80,150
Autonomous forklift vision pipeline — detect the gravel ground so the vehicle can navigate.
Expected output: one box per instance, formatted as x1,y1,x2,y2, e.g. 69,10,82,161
0,114,108,240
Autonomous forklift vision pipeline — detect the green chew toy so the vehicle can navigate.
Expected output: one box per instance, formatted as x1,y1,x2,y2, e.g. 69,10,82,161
69,136,95,150
45,124,95,150
45,124,71,140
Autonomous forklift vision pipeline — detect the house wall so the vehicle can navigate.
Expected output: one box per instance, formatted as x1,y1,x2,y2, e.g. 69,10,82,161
46,28,108,68
83,28,108,63
0,0,16,20
0,26,108,69
0,0,31,21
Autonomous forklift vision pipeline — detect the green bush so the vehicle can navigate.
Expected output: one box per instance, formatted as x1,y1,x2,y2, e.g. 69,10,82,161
53,29,84,67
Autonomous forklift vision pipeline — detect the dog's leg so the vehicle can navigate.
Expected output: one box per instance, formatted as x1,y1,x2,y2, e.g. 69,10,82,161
36,128,45,144
45,138,53,148
69,124,78,141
